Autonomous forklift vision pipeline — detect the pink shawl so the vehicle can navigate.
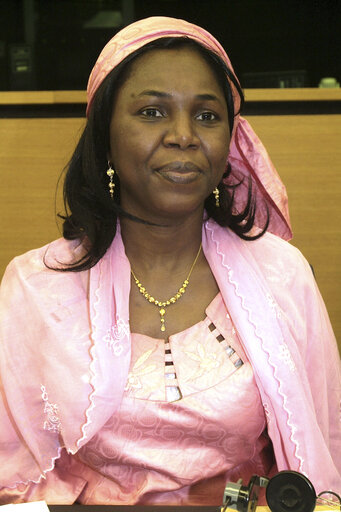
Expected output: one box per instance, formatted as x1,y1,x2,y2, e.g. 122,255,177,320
0,221,340,497
86,16,292,241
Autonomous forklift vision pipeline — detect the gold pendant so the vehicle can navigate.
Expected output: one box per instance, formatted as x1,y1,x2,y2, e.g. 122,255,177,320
159,308,166,332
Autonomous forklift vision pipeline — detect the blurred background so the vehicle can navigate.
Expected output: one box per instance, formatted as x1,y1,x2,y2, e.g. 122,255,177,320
0,0,340,92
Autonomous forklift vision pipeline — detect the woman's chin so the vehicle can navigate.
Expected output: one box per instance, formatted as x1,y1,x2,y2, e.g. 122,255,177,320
151,199,205,222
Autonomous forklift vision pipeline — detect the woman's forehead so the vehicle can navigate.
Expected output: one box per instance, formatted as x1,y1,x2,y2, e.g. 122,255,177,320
120,46,226,97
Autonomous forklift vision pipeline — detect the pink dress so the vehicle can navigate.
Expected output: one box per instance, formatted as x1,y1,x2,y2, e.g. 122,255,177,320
0,221,340,502
75,294,274,505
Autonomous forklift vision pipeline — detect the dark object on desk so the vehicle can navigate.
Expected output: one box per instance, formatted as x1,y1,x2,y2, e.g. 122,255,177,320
223,474,269,511
223,470,316,512
266,471,316,512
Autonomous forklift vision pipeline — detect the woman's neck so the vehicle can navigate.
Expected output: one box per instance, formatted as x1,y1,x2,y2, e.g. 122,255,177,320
120,211,203,275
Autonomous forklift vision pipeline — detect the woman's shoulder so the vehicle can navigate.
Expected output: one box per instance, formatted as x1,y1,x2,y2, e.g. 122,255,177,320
247,231,313,286
251,230,306,263
4,237,86,281
1,238,89,305
237,232,321,316
0,238,91,331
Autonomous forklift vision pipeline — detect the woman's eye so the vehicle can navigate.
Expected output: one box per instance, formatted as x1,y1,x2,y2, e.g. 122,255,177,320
197,112,217,122
140,108,163,118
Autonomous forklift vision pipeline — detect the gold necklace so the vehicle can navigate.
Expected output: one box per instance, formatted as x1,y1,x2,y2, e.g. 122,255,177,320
131,243,202,333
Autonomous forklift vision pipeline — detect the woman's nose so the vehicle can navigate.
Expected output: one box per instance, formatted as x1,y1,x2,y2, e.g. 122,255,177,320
163,113,200,149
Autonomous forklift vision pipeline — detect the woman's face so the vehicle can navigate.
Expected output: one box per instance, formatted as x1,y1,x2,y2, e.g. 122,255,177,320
109,46,230,223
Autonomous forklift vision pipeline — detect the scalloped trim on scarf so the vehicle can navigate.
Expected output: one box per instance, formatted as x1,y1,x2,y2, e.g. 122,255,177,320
4,447,63,489
69,260,103,454
205,221,305,474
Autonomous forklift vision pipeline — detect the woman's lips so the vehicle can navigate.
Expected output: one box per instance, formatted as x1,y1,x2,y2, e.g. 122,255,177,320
155,161,202,184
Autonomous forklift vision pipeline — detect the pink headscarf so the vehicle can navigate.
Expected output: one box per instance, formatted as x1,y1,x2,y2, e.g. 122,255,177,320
87,16,292,240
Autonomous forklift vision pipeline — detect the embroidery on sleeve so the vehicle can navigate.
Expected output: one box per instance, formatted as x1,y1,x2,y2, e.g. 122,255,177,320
266,293,282,319
278,343,296,373
41,385,61,433
104,317,129,356
264,259,294,286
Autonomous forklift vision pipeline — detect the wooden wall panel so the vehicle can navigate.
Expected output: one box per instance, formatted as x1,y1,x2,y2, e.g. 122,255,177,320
0,118,85,267
244,114,341,349
0,114,340,348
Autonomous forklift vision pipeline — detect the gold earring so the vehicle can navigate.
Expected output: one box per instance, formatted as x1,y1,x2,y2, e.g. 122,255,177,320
213,187,220,207
107,162,115,199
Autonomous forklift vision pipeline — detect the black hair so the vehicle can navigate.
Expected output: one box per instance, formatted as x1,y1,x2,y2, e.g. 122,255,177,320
57,37,268,272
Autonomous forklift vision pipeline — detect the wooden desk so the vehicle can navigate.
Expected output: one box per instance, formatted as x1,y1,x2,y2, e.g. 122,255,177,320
47,505,337,511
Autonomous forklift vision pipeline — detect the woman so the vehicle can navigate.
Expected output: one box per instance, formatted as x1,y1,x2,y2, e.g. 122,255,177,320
0,16,340,505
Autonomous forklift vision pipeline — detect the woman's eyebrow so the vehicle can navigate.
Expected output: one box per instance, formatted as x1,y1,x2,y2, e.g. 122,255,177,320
136,90,222,103
195,93,221,102
137,90,171,98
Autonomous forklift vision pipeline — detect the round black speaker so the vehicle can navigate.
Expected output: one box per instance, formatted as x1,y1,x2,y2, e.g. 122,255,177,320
266,470,316,512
